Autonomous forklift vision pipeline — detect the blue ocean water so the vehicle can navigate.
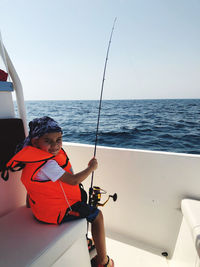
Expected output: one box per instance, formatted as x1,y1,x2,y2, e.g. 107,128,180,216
22,99,200,155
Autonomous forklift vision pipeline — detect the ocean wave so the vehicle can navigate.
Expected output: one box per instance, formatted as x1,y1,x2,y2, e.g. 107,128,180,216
17,99,200,155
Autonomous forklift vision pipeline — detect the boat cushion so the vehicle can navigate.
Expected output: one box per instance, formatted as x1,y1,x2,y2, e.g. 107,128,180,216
0,81,14,91
0,118,25,171
181,198,200,257
0,69,8,81
0,206,88,267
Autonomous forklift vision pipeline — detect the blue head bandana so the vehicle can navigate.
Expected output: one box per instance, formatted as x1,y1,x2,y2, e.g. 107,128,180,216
16,116,62,152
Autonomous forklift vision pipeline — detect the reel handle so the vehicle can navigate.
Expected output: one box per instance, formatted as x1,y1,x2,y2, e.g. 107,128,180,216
98,193,118,207
110,193,117,202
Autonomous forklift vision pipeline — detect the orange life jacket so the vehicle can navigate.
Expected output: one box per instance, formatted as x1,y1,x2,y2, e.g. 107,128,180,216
6,146,81,224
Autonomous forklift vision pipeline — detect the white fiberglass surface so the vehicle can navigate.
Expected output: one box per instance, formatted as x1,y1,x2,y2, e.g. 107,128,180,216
106,237,168,267
63,142,200,258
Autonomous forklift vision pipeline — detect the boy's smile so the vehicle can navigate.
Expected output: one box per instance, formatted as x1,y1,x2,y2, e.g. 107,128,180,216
32,132,62,156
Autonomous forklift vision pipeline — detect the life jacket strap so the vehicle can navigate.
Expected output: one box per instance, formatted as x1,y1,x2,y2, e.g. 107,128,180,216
1,167,9,181
1,162,25,181
60,156,69,169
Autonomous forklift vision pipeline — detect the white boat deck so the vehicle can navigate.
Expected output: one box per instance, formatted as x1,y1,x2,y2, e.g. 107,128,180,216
106,237,168,267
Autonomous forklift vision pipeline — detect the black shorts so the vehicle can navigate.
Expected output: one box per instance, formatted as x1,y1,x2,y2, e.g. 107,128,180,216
61,201,100,223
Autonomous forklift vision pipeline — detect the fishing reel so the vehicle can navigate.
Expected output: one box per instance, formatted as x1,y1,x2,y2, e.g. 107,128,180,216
89,186,117,207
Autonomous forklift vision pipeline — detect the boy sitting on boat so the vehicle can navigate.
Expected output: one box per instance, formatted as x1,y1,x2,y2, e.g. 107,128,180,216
6,116,114,267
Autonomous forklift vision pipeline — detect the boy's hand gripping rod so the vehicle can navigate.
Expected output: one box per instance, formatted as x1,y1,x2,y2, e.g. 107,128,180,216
89,18,118,207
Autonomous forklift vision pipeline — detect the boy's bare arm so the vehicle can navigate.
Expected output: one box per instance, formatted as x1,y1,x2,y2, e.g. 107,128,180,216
59,158,98,185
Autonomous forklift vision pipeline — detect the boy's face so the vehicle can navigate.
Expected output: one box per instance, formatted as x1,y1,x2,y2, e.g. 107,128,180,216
32,132,62,156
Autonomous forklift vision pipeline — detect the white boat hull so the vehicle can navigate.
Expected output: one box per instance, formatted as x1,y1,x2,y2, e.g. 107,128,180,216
62,142,200,259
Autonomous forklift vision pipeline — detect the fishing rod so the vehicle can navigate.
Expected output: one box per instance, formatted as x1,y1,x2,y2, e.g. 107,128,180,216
89,18,118,207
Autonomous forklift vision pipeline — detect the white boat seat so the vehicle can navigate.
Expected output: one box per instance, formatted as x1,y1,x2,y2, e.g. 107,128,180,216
0,81,13,91
181,199,200,257
0,206,90,267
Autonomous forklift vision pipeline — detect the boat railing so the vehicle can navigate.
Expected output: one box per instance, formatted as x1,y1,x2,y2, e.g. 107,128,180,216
0,31,28,135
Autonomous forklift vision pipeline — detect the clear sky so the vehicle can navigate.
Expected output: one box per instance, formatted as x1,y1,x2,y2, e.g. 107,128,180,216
0,0,200,100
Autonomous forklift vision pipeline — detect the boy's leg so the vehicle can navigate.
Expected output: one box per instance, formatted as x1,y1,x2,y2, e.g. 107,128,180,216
91,210,108,265
62,202,113,266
